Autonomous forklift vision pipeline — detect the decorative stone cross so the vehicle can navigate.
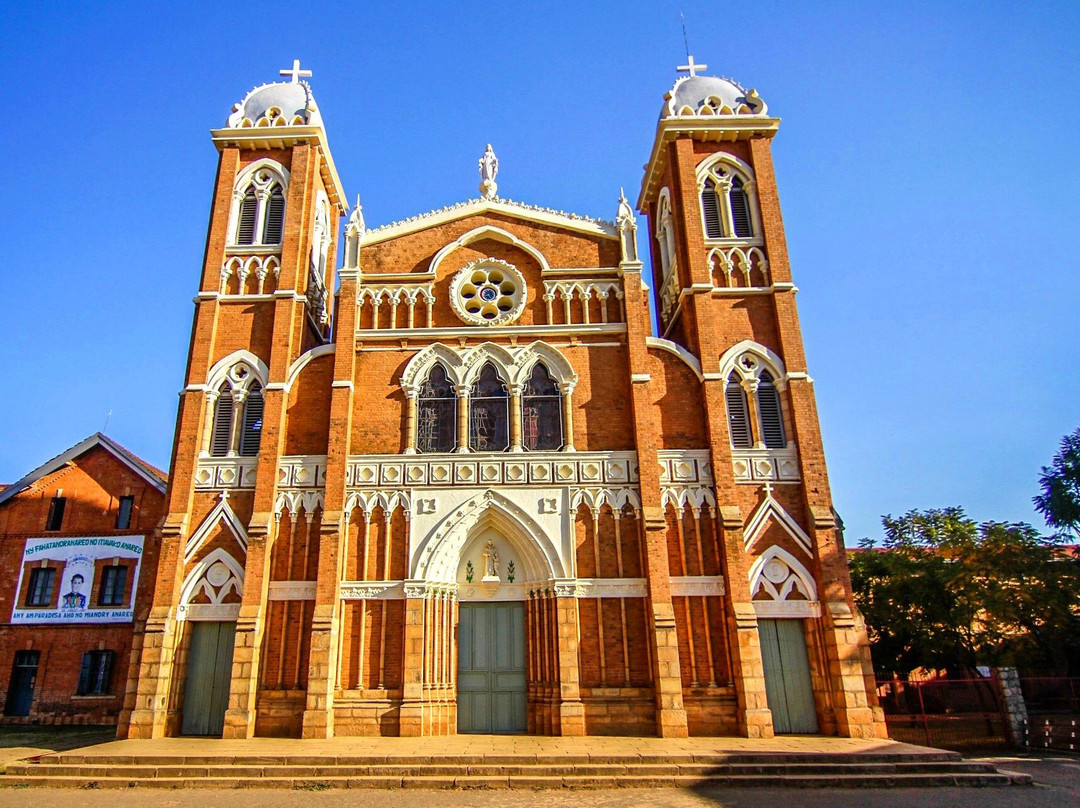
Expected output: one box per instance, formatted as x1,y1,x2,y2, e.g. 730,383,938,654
280,59,312,83
677,55,707,77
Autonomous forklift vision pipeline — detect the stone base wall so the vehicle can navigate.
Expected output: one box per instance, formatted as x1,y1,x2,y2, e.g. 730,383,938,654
253,690,306,737
685,687,739,735
581,687,655,735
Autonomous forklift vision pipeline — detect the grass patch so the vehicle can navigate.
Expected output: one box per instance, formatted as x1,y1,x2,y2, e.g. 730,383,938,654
294,781,332,791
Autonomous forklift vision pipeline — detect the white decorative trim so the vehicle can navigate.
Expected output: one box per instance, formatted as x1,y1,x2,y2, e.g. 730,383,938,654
184,493,249,563
749,545,818,604
670,576,726,597
630,373,651,384
339,580,404,600
557,578,647,598
753,600,820,618
657,450,713,485
194,457,259,490
205,350,270,392
344,489,412,516
182,603,242,621
718,340,786,383
268,581,317,601
430,225,551,278
347,451,637,489
645,337,703,381
362,199,616,245
356,323,626,340
399,341,578,396
278,455,327,488
744,491,813,556
285,344,335,391
178,547,245,621
731,447,801,484
275,489,325,518
332,380,354,389
570,486,641,515
707,245,769,289
220,253,281,296
661,485,716,511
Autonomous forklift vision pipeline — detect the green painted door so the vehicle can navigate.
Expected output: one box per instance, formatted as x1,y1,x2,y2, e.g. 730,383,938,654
181,621,236,736
758,618,819,734
457,601,526,734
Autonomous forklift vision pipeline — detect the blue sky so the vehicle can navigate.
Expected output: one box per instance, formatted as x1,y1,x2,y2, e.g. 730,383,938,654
1,1,1077,544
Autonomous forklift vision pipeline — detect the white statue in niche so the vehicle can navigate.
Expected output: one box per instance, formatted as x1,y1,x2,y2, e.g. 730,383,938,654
481,539,500,580
478,144,499,199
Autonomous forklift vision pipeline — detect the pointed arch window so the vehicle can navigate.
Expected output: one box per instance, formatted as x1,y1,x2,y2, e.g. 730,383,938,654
699,162,758,240
417,364,457,453
522,363,563,451
210,383,235,457
469,363,509,452
756,371,785,448
238,382,264,456
725,373,753,449
230,164,288,248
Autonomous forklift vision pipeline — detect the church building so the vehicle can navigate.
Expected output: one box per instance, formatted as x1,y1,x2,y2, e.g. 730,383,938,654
123,59,885,740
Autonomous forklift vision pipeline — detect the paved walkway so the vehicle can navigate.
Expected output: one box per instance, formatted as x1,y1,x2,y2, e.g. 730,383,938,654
31,734,938,760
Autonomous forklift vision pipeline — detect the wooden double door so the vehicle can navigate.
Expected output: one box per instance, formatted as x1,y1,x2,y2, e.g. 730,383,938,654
457,601,527,734
758,618,819,734
182,621,236,736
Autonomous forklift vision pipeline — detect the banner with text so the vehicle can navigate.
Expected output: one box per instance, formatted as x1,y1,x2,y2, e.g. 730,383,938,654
11,536,144,624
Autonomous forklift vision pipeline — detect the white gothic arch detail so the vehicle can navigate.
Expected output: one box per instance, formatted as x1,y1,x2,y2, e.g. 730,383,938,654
183,493,249,563
749,545,817,604
178,547,245,621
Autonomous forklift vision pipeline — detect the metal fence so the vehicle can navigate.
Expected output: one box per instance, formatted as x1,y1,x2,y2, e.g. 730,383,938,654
875,676,1010,750
1020,677,1080,753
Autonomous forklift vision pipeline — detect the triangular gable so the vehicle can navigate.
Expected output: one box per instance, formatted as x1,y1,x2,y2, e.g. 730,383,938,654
184,492,249,564
743,490,813,557
361,197,617,246
0,432,167,508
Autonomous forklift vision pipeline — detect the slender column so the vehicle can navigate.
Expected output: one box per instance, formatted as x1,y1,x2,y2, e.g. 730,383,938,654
356,600,367,689
399,586,427,736
455,386,470,453
388,292,399,330
582,289,592,325
509,384,523,452
404,391,418,454
561,289,572,323
227,389,248,454
554,592,585,735
543,292,554,324
559,384,576,451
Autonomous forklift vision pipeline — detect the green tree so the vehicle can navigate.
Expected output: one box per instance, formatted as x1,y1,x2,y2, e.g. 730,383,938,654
850,508,1080,676
1035,427,1080,540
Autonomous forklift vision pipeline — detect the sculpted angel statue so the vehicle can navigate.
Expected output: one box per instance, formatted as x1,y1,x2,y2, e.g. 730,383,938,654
478,144,499,199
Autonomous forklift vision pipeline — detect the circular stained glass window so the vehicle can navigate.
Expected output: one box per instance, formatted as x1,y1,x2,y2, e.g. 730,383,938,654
450,259,527,326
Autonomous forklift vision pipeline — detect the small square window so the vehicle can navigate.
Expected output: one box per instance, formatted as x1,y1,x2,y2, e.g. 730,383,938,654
115,496,134,530
98,566,128,607
77,650,114,696
26,568,55,607
45,496,66,531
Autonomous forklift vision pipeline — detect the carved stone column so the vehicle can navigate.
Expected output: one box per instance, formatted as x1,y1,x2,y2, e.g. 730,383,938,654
559,383,576,452
403,390,418,454
509,384,523,452
455,386,470,453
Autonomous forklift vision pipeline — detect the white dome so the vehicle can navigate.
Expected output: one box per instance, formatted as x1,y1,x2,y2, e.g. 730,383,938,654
227,81,323,129
662,75,768,119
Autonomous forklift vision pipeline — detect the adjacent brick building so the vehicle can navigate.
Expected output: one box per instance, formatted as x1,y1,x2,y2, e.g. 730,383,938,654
123,60,886,740
0,434,166,724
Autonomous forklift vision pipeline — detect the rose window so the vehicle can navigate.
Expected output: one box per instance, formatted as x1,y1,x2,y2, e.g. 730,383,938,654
450,259,527,326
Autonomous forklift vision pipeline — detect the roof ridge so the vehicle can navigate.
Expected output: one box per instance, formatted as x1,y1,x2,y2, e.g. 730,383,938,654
365,196,614,237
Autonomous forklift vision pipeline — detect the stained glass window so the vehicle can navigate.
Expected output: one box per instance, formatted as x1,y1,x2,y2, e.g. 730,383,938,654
469,363,509,452
522,363,562,451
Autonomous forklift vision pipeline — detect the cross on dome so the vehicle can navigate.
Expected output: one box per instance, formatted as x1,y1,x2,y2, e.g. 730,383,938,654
279,59,312,84
677,55,708,77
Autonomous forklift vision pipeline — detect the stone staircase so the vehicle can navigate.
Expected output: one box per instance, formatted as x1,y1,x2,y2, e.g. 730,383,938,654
4,748,1031,789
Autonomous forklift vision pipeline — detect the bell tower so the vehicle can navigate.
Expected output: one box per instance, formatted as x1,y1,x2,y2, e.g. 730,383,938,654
636,61,885,739
124,62,348,739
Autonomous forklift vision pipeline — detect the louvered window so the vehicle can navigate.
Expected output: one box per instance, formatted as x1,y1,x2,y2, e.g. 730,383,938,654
239,383,264,456
469,363,509,452
726,374,753,449
26,568,55,607
730,176,753,238
99,565,128,607
417,364,457,453
115,495,134,529
210,385,234,457
236,187,258,245
757,371,786,448
701,179,724,238
522,363,563,451
77,650,114,696
263,185,285,244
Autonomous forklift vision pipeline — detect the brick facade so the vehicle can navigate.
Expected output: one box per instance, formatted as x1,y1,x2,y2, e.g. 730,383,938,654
122,69,886,740
0,436,166,725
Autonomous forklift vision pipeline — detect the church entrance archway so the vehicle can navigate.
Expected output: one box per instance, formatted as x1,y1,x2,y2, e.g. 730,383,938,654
457,601,527,733
181,620,236,736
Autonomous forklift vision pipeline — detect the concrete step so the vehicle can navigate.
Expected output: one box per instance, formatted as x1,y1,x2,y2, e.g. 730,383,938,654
0,770,1031,789
5,760,1004,779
